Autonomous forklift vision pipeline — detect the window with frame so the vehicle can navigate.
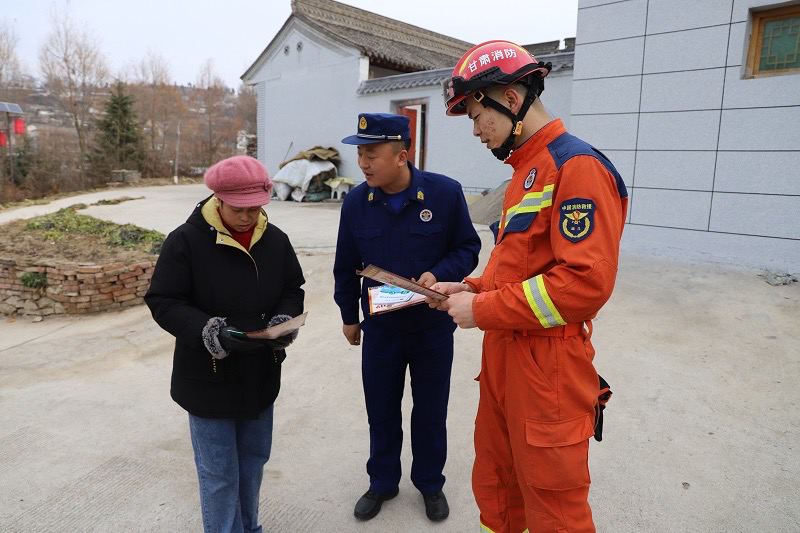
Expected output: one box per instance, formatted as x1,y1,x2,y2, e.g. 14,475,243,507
746,4,800,77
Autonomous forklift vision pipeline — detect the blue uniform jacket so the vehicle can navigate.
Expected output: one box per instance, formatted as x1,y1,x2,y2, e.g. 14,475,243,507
333,163,481,331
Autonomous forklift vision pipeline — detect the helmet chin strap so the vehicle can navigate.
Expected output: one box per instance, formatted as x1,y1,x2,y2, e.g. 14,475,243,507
473,83,538,161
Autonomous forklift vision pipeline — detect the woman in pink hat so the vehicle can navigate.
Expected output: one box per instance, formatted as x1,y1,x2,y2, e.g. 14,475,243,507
145,155,305,533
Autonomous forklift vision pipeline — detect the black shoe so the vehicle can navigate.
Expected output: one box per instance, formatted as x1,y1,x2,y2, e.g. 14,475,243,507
423,490,449,521
353,487,399,520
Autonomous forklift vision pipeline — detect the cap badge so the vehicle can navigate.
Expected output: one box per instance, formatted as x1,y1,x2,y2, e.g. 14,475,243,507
359,117,367,130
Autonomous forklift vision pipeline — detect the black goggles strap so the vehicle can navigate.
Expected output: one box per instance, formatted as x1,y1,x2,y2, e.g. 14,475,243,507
474,90,517,122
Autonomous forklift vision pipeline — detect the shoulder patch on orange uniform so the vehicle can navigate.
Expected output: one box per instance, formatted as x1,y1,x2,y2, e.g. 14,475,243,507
559,198,595,242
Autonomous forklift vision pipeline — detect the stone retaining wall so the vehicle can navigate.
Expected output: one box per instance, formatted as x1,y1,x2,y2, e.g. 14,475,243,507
0,258,155,316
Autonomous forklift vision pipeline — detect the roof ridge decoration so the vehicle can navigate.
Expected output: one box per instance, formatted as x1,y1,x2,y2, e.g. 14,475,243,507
291,0,472,59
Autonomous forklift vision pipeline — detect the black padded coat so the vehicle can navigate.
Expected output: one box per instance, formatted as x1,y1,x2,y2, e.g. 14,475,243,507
145,196,305,419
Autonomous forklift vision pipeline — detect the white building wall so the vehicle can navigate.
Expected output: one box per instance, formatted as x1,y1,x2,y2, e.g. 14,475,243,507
256,82,265,166
573,0,800,270
246,23,365,181
543,68,574,133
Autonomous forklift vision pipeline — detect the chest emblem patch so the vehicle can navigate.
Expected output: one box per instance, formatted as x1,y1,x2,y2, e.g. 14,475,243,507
420,209,433,222
559,198,595,242
524,168,537,190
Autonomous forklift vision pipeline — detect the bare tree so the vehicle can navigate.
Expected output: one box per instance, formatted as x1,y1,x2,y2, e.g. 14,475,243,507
235,83,258,135
38,6,108,165
0,20,21,101
189,59,235,168
130,52,186,178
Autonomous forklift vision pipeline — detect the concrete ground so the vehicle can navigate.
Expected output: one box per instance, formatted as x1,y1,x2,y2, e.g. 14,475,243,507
0,184,798,532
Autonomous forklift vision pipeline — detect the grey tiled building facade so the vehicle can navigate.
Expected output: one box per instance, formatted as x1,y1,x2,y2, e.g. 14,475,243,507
572,0,800,269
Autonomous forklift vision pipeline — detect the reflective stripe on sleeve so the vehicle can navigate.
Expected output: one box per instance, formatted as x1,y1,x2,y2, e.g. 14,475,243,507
480,523,497,533
522,274,566,328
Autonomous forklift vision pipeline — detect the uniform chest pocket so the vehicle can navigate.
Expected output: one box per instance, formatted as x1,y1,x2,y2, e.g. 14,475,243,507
409,223,443,260
495,205,552,282
500,186,554,240
354,227,383,263
503,211,537,235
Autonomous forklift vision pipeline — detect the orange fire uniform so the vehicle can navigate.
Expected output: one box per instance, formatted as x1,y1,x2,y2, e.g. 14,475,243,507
464,119,628,533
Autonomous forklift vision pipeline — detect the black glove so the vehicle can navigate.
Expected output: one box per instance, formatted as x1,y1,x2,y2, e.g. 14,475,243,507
202,317,261,359
219,326,262,353
261,335,293,351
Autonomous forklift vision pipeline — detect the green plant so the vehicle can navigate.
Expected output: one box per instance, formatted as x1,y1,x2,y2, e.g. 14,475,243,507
20,272,47,288
23,206,165,254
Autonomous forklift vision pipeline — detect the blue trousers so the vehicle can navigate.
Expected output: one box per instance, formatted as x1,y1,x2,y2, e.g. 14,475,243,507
188,405,274,533
361,323,454,495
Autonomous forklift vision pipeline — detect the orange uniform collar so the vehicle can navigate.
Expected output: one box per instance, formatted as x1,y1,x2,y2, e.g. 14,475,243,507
505,119,566,171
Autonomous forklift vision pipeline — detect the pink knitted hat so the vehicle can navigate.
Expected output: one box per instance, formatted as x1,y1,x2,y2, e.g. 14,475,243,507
204,156,273,207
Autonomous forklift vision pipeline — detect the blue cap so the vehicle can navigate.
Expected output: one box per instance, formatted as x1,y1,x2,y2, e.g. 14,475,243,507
341,113,411,145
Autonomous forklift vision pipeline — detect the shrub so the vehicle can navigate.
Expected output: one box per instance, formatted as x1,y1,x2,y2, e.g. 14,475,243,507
20,272,47,289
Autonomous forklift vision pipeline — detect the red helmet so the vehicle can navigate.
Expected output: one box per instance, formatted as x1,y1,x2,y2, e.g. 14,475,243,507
444,40,551,116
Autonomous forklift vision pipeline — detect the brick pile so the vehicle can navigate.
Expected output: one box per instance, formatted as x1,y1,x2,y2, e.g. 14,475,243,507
0,258,155,316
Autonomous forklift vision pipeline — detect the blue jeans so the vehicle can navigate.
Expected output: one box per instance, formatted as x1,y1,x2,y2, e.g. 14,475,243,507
188,405,274,533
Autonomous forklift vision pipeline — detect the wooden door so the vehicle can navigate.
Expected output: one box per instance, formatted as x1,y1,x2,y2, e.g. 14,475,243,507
396,105,417,166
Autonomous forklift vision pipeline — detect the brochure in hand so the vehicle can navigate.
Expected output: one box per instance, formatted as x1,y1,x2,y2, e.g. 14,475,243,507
358,265,448,301
367,285,427,315
233,312,309,339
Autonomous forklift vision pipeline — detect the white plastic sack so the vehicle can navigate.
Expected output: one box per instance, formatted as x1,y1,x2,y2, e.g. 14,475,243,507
290,188,306,202
273,159,337,192
272,181,292,201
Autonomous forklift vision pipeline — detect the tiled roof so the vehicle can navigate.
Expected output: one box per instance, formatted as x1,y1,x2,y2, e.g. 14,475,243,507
357,50,575,95
291,0,473,71
523,38,576,56
358,68,452,95
537,51,575,73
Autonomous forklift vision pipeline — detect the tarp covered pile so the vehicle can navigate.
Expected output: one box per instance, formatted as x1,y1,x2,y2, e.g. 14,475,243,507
273,146,341,202
467,179,510,226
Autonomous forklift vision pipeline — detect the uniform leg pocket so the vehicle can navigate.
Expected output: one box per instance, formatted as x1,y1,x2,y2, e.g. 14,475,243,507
524,414,593,491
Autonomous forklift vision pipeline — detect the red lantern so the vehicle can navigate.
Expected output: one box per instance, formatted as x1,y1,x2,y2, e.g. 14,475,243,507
13,118,25,135
0,132,6,147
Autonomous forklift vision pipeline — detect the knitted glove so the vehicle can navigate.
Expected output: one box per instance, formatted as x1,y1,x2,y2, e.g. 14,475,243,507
262,314,299,350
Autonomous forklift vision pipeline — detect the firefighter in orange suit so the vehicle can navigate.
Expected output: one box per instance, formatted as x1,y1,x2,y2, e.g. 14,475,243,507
428,41,628,532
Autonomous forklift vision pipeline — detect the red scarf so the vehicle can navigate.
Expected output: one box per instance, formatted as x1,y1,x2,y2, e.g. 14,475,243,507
218,208,255,250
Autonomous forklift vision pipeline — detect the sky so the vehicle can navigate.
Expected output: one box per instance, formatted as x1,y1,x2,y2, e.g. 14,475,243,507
4,0,579,89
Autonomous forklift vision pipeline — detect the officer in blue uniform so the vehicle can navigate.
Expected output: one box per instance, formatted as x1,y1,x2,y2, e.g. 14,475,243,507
334,113,480,522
